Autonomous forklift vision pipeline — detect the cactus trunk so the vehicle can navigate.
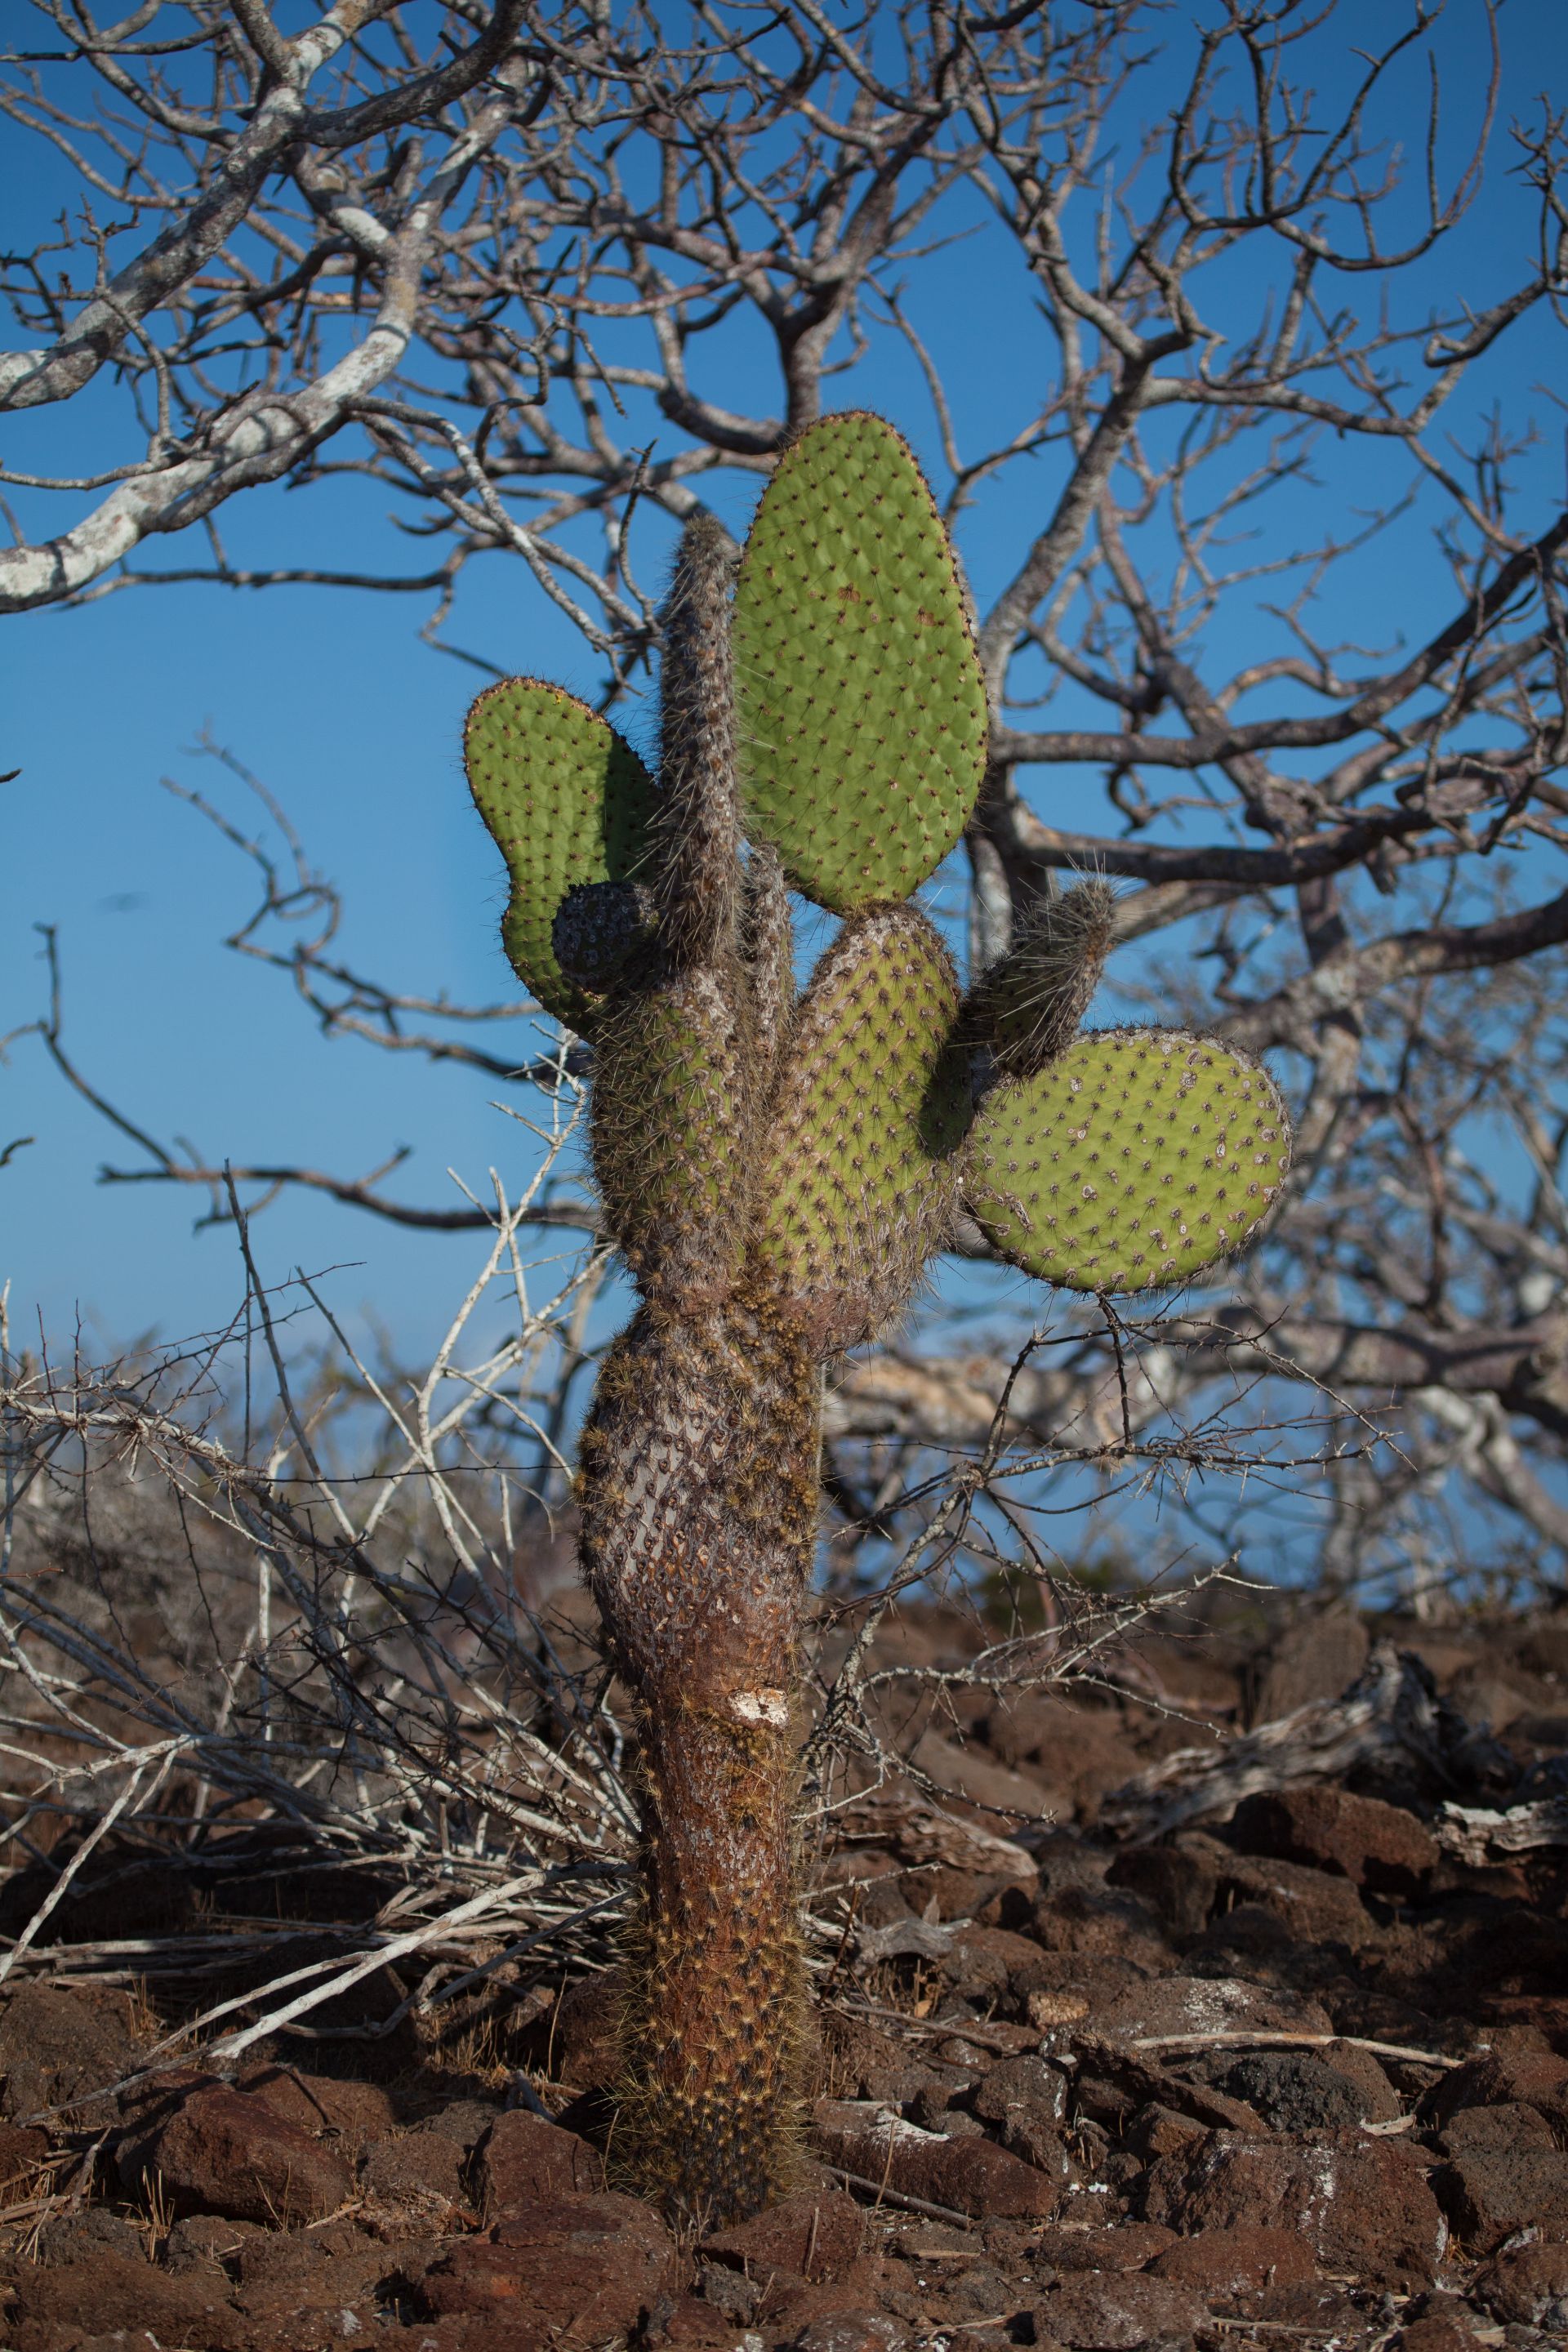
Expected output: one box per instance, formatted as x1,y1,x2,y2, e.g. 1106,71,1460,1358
577,1294,820,2221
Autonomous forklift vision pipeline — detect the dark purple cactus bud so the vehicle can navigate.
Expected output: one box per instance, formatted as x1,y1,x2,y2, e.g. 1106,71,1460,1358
551,877,657,993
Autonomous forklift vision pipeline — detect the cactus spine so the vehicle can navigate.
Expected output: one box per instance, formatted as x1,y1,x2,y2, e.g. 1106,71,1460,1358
465,412,1293,2223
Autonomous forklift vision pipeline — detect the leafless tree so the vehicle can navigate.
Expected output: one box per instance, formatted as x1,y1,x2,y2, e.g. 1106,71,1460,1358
6,0,1568,1606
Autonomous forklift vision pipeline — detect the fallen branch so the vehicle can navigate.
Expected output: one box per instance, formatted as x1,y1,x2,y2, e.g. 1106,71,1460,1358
818,2163,976,2230
1434,1796,1568,1864
1126,2029,1468,2071
1098,1645,1513,1840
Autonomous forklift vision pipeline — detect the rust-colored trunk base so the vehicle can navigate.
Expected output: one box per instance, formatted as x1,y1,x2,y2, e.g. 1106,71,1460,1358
577,1293,819,2223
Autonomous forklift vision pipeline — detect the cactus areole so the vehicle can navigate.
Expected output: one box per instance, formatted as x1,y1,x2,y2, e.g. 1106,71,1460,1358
465,412,1293,2221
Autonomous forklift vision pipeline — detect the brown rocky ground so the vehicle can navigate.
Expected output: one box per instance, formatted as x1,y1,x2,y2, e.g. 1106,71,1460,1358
0,1601,1564,2352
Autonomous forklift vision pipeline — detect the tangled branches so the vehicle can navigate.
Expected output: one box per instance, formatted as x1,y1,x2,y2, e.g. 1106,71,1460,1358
0,1134,639,2075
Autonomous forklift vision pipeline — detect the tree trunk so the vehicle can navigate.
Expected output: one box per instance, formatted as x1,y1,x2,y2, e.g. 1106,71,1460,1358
577,1288,820,2222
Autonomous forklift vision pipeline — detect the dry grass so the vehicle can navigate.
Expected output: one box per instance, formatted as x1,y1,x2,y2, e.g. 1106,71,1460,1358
0,1121,637,2108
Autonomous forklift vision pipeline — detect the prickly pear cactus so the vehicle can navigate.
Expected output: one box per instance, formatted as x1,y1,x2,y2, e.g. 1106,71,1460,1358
465,679,657,1031
463,410,1293,2225
755,903,970,1352
733,413,988,911
967,1028,1292,1290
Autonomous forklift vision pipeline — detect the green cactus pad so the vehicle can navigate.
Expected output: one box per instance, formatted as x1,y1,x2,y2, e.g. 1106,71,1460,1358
591,969,752,1302
966,1028,1292,1293
465,678,657,1030
756,906,970,1351
734,412,988,911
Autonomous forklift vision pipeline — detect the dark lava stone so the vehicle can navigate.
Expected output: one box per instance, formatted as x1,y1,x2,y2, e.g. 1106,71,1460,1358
1205,2050,1365,2132
35,2208,145,2267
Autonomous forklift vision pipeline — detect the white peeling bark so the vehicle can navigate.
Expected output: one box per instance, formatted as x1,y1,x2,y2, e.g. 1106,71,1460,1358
0,82,509,616
0,323,408,614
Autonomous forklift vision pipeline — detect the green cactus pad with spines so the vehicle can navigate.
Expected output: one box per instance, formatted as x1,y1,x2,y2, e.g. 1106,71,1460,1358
966,1027,1292,1293
465,678,657,1031
590,969,752,1302
756,906,970,1351
733,412,988,911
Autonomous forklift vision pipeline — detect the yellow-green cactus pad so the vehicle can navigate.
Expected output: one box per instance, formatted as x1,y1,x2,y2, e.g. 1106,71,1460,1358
466,678,657,1031
756,905,970,1350
966,1028,1292,1292
590,969,751,1303
734,412,988,911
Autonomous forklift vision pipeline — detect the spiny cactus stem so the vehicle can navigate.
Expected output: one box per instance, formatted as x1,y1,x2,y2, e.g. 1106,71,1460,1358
577,1296,819,2224
742,842,796,1074
655,512,743,969
628,1702,804,2221
969,875,1116,1081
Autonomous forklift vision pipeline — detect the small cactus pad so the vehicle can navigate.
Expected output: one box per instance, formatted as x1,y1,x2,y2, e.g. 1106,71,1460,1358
972,878,1116,1078
757,906,969,1350
966,1028,1292,1292
466,678,656,1030
590,969,752,1301
733,413,988,911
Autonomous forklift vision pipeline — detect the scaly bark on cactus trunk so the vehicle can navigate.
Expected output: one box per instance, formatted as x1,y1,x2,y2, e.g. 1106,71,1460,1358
578,1297,818,2218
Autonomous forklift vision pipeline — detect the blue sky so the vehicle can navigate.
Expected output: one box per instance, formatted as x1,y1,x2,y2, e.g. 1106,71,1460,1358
4,0,1564,1376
